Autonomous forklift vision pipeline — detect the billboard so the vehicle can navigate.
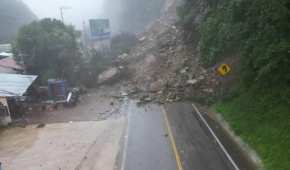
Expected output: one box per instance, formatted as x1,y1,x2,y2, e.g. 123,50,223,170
89,19,111,40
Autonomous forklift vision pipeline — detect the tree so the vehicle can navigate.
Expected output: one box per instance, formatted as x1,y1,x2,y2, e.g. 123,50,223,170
14,18,81,84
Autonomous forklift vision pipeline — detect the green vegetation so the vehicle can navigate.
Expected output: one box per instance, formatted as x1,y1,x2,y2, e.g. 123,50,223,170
200,0,290,89
179,0,290,89
14,18,115,87
14,19,81,84
178,0,290,169
216,88,290,170
0,0,36,43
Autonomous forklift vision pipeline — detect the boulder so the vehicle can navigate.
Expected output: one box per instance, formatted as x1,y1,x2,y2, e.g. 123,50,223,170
187,79,198,85
98,67,119,84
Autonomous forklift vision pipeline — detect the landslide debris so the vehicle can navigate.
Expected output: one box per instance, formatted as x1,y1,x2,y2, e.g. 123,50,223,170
115,0,235,105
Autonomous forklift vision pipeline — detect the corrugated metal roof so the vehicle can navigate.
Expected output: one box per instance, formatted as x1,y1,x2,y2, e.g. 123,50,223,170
0,73,37,97
0,44,12,53
0,52,13,57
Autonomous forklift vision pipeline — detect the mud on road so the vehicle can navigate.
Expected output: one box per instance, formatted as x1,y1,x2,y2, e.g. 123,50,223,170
23,85,123,124
0,85,126,170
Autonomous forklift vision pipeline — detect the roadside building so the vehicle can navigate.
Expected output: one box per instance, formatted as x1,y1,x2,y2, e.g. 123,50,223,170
0,44,24,74
0,44,12,53
0,57,24,74
0,73,37,126
0,52,13,59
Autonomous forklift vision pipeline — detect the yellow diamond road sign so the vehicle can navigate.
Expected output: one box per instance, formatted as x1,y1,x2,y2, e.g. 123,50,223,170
218,64,231,76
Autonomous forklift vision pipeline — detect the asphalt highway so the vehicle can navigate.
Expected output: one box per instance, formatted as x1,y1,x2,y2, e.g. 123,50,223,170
119,101,234,170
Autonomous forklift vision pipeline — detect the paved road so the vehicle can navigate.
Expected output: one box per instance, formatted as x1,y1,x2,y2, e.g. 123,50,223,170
120,101,177,170
165,103,234,170
120,101,235,170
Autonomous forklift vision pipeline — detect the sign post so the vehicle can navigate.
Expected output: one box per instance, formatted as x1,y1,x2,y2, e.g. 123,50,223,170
89,19,111,40
89,19,111,51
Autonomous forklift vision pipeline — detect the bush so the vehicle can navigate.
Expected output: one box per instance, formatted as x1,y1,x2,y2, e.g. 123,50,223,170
216,87,290,170
199,0,290,90
178,2,290,167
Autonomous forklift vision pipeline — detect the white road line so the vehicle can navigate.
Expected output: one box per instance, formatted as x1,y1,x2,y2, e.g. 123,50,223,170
192,104,240,170
120,99,132,170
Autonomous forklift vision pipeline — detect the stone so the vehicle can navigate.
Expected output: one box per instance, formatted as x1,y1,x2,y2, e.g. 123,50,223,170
139,36,146,42
121,92,128,97
180,67,189,74
98,67,119,84
187,79,198,85
144,97,152,102
118,53,129,60
157,90,163,95
198,75,205,80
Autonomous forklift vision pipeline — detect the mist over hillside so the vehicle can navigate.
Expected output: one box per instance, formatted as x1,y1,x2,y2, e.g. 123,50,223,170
102,0,166,34
0,0,36,43
21,0,165,35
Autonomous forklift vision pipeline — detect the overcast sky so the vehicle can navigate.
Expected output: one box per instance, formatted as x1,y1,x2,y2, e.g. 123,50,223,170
22,0,105,29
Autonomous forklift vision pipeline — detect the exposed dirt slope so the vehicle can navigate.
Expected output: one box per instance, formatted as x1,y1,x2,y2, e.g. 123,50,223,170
121,0,234,104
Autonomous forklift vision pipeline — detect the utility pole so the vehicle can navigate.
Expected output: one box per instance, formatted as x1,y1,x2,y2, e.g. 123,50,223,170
59,6,71,23
60,7,64,22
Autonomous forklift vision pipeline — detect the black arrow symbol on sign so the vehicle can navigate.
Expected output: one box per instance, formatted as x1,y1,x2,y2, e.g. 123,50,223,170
222,65,228,72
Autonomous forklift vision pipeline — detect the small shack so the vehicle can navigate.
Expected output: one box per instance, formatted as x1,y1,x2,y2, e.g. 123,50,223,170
0,57,24,74
0,44,12,53
0,73,37,126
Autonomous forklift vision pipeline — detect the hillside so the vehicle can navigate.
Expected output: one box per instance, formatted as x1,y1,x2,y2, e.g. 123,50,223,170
118,0,290,169
123,0,213,103
0,0,36,43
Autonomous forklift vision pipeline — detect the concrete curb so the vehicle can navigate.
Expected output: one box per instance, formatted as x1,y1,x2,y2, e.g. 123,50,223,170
192,104,264,170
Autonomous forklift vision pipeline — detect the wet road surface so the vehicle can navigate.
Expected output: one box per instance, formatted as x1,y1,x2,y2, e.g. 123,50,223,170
23,87,122,124
165,103,234,170
120,101,235,170
121,101,177,170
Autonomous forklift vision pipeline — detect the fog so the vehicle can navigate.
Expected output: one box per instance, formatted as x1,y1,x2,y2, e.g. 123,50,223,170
22,0,165,34
22,0,106,29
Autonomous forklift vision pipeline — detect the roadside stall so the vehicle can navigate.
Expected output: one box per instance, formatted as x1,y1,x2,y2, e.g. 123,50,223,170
0,73,37,126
